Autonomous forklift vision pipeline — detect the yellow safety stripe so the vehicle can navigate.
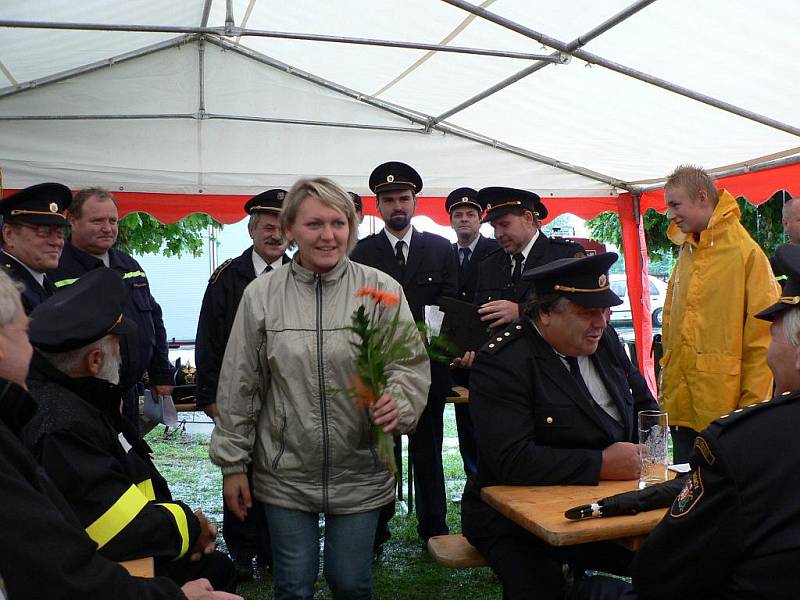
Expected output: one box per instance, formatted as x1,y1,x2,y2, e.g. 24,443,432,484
85,484,149,549
156,503,191,559
54,277,79,288
122,271,146,279
136,478,156,501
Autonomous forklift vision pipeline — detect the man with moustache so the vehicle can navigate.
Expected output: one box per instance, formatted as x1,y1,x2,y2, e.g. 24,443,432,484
350,161,458,550
194,189,289,580
461,253,658,600
474,187,584,332
50,187,175,431
23,268,236,592
0,182,71,314
446,187,498,478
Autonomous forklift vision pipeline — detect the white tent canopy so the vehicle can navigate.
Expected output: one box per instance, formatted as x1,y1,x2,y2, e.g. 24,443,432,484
2,0,799,200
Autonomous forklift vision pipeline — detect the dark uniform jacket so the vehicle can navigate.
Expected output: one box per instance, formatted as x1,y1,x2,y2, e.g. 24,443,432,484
194,246,290,407
474,234,585,306
632,390,800,600
462,320,657,540
350,229,458,399
0,378,184,599
50,243,174,389
0,249,56,314
453,234,499,303
24,354,199,563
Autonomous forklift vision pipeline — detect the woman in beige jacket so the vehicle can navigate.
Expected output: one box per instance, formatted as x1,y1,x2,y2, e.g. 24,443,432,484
210,177,430,600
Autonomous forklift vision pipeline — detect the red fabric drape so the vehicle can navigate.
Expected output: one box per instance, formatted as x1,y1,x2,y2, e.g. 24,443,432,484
617,194,657,396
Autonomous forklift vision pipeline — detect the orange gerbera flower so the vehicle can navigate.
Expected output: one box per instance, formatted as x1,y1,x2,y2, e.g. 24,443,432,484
352,374,376,409
356,287,399,307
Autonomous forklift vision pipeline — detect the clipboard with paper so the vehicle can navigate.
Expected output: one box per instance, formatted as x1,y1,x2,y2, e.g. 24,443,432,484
438,296,492,357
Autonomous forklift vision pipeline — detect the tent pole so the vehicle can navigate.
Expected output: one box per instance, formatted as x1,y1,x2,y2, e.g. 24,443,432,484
0,34,197,100
206,36,634,192
225,0,235,32
433,0,657,124
0,112,427,132
200,0,213,27
0,20,562,61
442,0,800,138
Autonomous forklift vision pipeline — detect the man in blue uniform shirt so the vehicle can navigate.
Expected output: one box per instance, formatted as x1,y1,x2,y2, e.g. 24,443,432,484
194,189,289,580
49,187,174,430
0,182,71,314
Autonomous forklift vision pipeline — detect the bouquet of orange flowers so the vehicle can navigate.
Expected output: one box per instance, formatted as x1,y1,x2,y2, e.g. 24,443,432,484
345,287,424,475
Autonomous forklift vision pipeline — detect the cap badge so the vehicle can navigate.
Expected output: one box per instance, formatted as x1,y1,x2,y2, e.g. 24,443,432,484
387,175,395,183
277,192,285,200
49,202,58,213
462,196,469,202
598,274,607,287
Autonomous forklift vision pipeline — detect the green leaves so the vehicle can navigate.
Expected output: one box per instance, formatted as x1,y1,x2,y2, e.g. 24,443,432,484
115,212,222,257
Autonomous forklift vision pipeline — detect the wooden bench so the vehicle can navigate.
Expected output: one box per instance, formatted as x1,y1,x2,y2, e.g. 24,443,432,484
119,557,154,578
427,534,487,568
445,386,469,404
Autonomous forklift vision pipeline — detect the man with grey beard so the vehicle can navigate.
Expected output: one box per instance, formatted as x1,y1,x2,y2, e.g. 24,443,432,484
23,268,236,592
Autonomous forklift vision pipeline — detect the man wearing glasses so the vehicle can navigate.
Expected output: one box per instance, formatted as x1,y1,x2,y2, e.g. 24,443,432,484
0,182,72,313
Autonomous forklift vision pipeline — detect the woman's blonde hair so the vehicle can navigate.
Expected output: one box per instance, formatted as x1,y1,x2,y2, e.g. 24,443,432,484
280,177,359,252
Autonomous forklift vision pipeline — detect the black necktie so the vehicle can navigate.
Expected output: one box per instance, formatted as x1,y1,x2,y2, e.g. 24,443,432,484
565,356,593,401
262,265,272,275
459,247,471,272
511,253,524,283
395,240,406,268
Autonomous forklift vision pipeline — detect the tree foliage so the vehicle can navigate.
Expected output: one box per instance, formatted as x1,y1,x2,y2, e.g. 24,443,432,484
115,212,222,257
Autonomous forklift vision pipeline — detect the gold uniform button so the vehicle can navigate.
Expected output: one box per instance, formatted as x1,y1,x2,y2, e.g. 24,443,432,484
546,417,554,424
427,277,432,282
761,398,771,403
504,332,510,337
496,337,503,342
734,409,743,413
782,391,791,396
488,343,495,348
515,325,522,330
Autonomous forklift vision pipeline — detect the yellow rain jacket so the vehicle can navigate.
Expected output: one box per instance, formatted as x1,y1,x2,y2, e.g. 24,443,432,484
660,189,779,432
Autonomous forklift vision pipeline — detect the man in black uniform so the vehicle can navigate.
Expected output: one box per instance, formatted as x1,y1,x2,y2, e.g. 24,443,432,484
195,188,289,579
474,186,585,331
0,182,71,313
0,269,241,600
446,187,498,478
350,161,458,548
49,187,174,431
23,268,236,592
611,243,800,600
461,252,657,600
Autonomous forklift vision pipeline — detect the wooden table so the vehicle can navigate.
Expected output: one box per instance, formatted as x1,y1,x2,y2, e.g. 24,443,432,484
481,479,669,551
446,385,469,404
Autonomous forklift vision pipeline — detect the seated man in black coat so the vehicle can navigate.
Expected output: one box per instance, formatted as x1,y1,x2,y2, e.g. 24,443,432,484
461,252,658,600
0,269,240,600
22,268,236,592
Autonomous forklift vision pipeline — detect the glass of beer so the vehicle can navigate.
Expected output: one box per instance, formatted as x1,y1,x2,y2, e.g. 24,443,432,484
638,410,669,489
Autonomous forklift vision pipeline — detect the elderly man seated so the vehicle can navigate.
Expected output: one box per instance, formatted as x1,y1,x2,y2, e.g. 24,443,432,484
22,268,236,591
0,269,240,600
461,252,658,600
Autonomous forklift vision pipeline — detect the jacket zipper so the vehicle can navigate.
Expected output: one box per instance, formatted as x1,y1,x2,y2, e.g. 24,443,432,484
315,274,331,511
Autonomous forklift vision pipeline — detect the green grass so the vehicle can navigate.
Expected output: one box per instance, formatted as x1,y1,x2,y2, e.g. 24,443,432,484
146,405,501,599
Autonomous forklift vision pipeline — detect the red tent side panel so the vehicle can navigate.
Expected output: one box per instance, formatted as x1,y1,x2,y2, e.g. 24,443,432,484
639,161,800,214
617,193,656,396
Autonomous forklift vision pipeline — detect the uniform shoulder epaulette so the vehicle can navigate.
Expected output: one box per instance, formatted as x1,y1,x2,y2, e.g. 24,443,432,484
209,259,233,284
713,390,800,430
549,236,585,255
482,322,525,355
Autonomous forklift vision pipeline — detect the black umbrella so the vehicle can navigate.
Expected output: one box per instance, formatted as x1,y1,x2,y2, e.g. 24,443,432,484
564,476,687,520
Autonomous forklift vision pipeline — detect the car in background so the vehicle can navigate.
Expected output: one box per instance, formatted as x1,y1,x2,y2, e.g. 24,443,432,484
609,274,669,326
